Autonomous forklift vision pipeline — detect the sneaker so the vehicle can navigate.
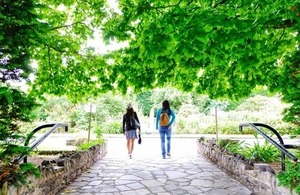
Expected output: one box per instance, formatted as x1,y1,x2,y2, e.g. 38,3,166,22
167,152,171,157
129,154,132,159
162,156,166,159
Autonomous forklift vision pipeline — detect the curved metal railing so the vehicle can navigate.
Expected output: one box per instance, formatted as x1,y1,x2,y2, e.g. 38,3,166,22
14,123,68,163
239,122,298,171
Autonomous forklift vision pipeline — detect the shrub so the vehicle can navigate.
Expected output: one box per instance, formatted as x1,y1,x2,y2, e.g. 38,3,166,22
176,119,201,134
243,141,280,163
94,121,122,135
277,161,300,194
76,139,106,151
200,124,217,134
0,86,41,187
0,163,41,187
217,139,245,155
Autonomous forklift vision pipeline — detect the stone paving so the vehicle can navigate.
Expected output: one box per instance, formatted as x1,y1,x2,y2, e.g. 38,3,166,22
58,136,254,195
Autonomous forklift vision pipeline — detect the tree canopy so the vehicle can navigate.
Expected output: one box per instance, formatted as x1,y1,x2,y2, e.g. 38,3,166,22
103,1,299,97
1,0,111,99
1,0,299,125
102,0,300,125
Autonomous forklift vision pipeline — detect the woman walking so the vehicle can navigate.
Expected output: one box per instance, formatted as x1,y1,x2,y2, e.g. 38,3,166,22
122,103,141,159
156,100,176,159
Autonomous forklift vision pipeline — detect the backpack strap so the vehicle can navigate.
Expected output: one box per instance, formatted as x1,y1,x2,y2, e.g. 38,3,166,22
162,109,170,115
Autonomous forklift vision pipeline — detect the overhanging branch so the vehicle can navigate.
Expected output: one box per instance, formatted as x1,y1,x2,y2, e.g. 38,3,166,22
270,19,297,29
128,0,184,11
50,21,85,31
213,0,228,8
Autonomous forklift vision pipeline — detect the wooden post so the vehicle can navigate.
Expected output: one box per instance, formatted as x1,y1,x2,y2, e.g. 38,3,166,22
88,104,92,142
215,106,218,141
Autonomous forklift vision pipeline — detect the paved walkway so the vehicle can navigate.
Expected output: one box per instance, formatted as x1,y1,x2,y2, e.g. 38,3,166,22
58,136,254,195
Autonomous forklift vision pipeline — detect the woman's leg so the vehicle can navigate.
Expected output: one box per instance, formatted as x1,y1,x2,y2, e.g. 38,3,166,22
129,138,135,154
166,128,172,155
159,128,167,158
127,139,131,154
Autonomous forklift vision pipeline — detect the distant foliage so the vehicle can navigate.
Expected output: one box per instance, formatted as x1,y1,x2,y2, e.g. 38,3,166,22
31,92,133,133
94,121,122,135
175,94,295,135
136,91,153,116
151,87,196,115
30,90,296,135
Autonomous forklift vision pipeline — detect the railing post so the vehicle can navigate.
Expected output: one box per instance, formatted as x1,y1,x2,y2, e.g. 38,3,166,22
14,123,68,164
239,123,298,171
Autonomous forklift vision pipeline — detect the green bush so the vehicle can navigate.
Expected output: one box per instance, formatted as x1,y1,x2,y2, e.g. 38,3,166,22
220,122,254,134
217,139,245,155
76,139,106,151
199,124,217,134
0,163,41,187
277,161,300,194
176,120,200,134
94,121,122,135
243,141,280,163
0,86,41,186
216,138,300,193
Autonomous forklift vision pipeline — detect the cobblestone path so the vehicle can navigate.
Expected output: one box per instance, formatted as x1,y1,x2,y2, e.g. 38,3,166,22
59,136,253,195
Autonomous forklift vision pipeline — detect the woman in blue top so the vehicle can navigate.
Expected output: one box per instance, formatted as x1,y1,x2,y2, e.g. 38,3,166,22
155,100,176,159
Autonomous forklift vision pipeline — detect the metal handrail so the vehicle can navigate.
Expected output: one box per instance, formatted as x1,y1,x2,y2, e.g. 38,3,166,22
239,122,298,171
14,123,68,163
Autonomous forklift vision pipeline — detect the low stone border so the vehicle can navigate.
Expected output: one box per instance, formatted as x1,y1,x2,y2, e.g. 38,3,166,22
1,143,107,195
197,139,297,195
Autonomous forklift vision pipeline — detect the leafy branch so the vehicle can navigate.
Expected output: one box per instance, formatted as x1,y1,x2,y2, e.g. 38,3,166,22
50,21,86,31
121,0,184,13
213,0,228,8
272,19,297,29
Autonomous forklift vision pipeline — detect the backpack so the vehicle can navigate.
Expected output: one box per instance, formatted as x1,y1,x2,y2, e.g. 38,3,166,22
129,114,140,129
159,109,169,126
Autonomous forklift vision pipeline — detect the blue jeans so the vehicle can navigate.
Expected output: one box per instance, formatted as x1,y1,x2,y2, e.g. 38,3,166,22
159,126,172,157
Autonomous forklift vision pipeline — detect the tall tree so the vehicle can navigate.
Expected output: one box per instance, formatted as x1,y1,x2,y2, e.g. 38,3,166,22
102,0,300,127
1,0,114,101
29,0,115,101
0,0,40,82
1,0,299,127
0,0,40,133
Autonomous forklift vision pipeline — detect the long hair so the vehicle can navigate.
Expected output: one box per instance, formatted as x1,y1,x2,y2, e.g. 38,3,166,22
126,108,134,116
162,100,170,110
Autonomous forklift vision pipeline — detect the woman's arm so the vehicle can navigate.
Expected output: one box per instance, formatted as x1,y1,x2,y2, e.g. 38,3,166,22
122,115,126,133
155,108,161,130
134,112,141,131
169,110,176,126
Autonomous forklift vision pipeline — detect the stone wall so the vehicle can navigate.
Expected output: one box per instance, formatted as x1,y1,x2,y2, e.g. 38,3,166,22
197,139,297,195
1,144,106,195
